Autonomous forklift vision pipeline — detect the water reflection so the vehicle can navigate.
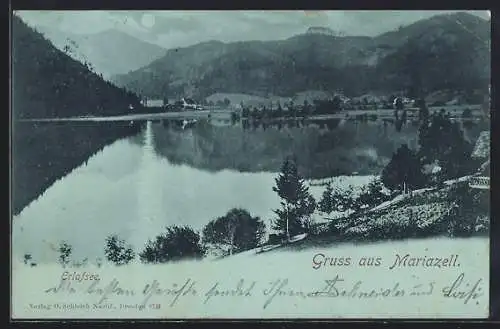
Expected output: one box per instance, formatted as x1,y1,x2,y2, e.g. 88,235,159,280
147,118,421,178
11,116,488,264
12,120,141,215
146,117,488,179
134,121,166,248
12,129,285,263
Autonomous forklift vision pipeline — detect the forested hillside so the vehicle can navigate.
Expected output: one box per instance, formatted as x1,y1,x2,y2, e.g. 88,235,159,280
112,12,490,101
12,15,142,119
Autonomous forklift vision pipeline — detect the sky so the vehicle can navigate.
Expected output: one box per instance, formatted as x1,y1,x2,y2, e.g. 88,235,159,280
16,10,490,50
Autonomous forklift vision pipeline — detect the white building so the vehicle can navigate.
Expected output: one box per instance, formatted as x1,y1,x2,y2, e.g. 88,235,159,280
140,99,165,107
180,98,203,110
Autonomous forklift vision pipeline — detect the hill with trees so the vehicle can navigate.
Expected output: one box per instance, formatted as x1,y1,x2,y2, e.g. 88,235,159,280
374,12,490,98
12,15,142,119
112,12,490,101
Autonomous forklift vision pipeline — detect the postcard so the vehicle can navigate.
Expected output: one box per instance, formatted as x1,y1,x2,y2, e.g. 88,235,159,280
10,10,491,319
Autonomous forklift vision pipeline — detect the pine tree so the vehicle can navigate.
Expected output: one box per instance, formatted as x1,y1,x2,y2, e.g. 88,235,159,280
272,156,315,241
301,194,317,232
319,184,334,213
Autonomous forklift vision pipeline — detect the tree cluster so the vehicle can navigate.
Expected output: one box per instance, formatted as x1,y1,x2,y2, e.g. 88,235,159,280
418,110,475,179
381,101,477,193
240,97,343,120
381,144,427,192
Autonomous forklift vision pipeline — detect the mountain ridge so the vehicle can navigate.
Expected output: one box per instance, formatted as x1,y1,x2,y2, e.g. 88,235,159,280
34,26,167,78
111,12,490,101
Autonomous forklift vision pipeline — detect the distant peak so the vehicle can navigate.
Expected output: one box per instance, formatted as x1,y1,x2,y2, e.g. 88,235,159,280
424,11,489,24
306,26,337,36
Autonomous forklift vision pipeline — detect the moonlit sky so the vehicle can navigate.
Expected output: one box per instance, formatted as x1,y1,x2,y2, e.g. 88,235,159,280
16,10,490,50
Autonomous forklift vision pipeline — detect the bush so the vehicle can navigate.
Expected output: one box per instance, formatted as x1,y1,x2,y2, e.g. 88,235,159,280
23,253,33,265
139,226,205,264
267,234,283,245
58,241,72,267
355,178,391,211
318,184,358,214
202,208,266,256
104,235,135,266
365,216,419,241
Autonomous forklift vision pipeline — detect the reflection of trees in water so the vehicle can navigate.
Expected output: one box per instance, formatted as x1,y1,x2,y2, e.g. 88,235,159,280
243,119,345,132
395,120,403,132
13,121,141,215
326,119,341,130
143,116,484,179
148,120,426,178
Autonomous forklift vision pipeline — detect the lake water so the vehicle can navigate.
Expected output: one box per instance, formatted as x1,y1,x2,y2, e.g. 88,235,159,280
11,118,488,264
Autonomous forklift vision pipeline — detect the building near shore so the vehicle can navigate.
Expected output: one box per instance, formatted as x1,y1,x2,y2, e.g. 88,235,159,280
140,99,165,107
469,131,490,189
